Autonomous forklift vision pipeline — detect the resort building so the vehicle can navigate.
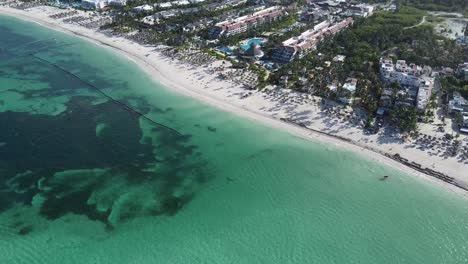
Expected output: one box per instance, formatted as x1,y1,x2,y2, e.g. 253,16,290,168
174,0,190,5
208,6,285,39
314,0,346,11
333,54,346,63
461,116,468,133
155,0,203,8
81,0,108,9
346,3,375,17
448,91,468,133
448,91,468,114
457,62,468,80
456,35,467,46
301,9,329,23
379,88,393,108
158,2,173,8
108,0,127,6
379,58,435,110
183,19,212,32
272,18,353,63
416,77,434,110
134,5,153,13
141,15,157,26
204,0,247,12
338,78,357,104
141,7,200,25
380,59,422,87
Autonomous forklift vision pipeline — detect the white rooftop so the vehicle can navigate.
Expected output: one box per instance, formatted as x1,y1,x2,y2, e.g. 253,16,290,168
134,4,153,11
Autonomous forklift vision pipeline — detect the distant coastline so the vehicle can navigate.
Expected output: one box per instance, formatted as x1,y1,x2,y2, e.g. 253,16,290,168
1,6,467,197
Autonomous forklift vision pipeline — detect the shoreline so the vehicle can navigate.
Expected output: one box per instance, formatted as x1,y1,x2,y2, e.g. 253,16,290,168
1,6,467,197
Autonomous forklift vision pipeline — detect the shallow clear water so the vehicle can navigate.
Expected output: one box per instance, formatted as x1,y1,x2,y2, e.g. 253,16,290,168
1,15,468,263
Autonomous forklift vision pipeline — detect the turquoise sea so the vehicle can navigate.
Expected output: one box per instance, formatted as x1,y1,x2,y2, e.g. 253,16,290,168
1,15,468,263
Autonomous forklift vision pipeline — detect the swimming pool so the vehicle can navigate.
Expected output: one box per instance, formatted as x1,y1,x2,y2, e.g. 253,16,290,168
240,38,266,51
216,46,235,55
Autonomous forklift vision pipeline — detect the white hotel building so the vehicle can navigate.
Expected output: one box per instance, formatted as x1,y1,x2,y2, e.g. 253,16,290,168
379,58,434,110
272,18,354,63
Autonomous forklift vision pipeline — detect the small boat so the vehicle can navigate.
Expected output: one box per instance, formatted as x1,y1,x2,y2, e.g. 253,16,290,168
379,175,390,181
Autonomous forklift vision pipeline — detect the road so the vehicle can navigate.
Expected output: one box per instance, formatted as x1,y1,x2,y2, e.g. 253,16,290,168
404,16,426,30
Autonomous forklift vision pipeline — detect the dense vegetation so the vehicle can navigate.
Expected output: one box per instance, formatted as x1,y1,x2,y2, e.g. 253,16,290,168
441,76,468,97
268,6,467,132
399,0,467,14
390,105,419,132
328,7,466,68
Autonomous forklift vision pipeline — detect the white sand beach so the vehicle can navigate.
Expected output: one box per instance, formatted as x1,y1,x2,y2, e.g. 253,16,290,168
1,5,467,195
